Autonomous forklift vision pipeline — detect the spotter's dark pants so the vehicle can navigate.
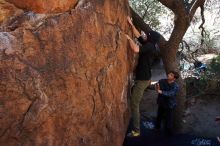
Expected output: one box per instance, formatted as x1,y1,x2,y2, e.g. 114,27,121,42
155,106,174,135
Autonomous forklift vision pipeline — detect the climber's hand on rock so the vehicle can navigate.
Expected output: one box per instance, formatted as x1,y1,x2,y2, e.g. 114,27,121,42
127,16,133,26
125,34,131,40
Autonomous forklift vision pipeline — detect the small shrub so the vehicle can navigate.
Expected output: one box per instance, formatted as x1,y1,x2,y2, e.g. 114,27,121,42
209,55,220,79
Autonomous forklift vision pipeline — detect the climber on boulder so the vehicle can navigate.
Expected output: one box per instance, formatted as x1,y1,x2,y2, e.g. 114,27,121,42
125,16,160,137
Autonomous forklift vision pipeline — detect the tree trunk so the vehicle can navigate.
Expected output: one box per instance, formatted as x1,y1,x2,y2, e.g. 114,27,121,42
161,46,186,131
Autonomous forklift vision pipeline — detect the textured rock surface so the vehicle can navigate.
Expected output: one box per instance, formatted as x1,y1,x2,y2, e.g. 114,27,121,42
6,0,78,13
0,0,23,24
0,0,133,146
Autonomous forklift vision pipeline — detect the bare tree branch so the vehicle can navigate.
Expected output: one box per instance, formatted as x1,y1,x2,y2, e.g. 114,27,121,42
157,0,175,11
130,7,152,33
179,40,197,63
185,0,206,46
199,4,205,45
130,7,167,47
182,40,190,51
189,0,206,20
158,0,186,15
189,0,196,10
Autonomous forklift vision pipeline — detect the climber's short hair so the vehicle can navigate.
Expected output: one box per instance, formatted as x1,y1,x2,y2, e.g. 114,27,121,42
168,71,179,79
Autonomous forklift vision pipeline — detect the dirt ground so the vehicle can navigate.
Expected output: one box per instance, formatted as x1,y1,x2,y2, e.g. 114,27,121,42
182,96,220,137
139,61,220,137
139,87,220,138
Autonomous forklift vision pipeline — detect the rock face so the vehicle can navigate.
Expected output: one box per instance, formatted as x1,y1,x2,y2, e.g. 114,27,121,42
0,0,133,146
6,0,78,13
0,0,23,24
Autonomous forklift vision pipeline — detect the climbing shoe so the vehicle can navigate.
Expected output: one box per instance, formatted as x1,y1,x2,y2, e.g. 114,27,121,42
127,130,140,137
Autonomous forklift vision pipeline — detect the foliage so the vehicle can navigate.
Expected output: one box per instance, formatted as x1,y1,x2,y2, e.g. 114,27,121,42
209,55,220,79
205,0,220,13
185,77,206,97
199,31,218,53
185,55,220,96
129,0,168,30
184,0,220,52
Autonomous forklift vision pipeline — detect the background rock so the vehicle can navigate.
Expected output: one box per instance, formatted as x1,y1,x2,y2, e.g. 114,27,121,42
0,0,133,146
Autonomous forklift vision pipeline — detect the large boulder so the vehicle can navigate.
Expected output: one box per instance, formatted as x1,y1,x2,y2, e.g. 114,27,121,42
0,0,133,146
6,0,78,13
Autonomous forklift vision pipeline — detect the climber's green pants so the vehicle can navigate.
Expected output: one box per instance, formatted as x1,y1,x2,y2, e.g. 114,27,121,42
131,80,151,132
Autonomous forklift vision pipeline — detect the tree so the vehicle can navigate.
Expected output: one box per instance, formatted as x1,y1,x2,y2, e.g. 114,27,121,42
130,0,206,132
129,0,167,30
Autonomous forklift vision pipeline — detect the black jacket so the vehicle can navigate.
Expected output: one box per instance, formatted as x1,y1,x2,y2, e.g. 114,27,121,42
135,33,158,80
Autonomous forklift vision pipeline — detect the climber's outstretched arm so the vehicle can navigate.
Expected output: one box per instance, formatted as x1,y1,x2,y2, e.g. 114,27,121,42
125,34,139,53
127,17,141,38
